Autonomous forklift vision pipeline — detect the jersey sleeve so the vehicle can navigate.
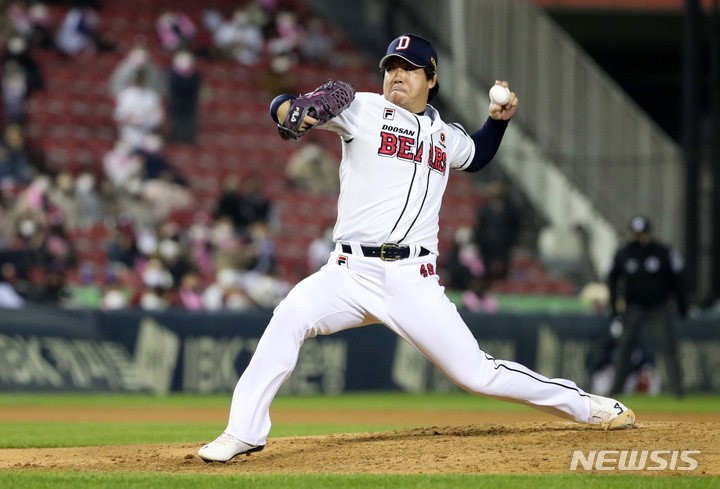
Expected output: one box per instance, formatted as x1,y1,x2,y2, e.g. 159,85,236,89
446,122,476,171
320,92,369,141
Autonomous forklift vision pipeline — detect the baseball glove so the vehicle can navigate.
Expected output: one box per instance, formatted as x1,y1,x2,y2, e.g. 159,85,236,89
277,80,355,140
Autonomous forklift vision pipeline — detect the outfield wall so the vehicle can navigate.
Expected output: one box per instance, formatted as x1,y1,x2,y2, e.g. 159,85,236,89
0,307,718,394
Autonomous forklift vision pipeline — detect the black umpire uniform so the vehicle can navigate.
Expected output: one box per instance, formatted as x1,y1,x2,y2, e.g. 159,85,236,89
607,215,687,397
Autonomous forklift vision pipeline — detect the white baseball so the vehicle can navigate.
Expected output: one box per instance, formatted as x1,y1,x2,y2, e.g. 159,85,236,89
489,85,511,105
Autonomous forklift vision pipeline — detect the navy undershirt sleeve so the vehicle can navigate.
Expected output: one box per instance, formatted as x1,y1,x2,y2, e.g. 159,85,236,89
464,117,510,173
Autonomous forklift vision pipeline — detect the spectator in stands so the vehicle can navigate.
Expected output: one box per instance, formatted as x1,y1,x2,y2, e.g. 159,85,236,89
0,269,25,308
47,172,80,230
102,140,141,191
156,10,196,53
35,267,72,305
242,221,276,275
0,122,38,185
247,0,277,35
62,262,102,309
134,257,173,310
100,281,130,310
157,236,193,287
7,2,55,51
0,197,11,249
8,2,34,41
211,8,264,65
200,9,225,57
462,276,499,314
258,53,296,99
446,226,484,291
210,215,243,271
0,261,32,303
166,50,201,144
44,208,77,264
444,226,498,312
110,177,159,230
239,172,273,228
187,211,215,279
214,174,258,234
113,70,165,149
176,270,205,310
132,222,159,271
299,16,335,65
537,223,586,290
12,172,51,217
26,3,56,50
238,268,291,310
267,10,303,58
2,35,44,95
0,235,35,306
109,43,167,98
73,171,104,229
307,224,334,273
136,285,171,310
106,215,141,269
203,267,255,311
55,2,114,56
474,179,519,282
1,59,27,123
285,141,338,195
133,134,194,220
0,33,48,124
8,202,75,303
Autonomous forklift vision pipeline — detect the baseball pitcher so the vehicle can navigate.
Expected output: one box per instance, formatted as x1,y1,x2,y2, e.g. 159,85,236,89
199,33,635,463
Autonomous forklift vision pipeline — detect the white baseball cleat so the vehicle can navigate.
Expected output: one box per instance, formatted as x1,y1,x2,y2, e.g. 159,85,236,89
198,432,264,462
588,394,636,430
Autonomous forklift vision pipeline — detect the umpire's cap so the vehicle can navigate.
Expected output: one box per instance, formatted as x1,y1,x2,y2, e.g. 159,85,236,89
379,34,438,73
629,215,651,234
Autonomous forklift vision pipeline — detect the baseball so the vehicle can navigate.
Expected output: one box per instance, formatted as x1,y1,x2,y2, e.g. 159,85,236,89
489,84,511,105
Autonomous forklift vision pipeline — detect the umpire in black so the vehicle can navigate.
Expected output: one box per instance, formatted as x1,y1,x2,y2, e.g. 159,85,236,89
607,215,688,397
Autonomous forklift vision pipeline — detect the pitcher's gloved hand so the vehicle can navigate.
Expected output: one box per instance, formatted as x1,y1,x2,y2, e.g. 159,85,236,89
276,80,355,140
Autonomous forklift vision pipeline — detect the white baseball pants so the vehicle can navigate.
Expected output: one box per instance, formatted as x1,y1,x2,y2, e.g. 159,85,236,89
225,247,592,445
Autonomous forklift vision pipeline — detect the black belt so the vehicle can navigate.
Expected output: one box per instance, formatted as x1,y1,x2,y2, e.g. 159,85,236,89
341,243,430,261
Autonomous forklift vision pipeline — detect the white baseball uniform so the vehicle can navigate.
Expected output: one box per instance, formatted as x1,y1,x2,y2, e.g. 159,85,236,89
223,92,594,446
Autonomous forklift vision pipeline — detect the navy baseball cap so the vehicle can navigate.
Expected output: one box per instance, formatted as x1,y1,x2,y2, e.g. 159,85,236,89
379,34,438,73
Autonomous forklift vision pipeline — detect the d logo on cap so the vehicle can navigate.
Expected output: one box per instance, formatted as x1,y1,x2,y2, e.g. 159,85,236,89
396,36,411,50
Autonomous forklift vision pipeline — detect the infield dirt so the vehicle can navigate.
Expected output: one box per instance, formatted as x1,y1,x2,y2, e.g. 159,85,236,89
1,407,718,476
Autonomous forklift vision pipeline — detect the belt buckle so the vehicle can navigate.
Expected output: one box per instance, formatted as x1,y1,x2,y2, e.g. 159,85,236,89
380,243,402,261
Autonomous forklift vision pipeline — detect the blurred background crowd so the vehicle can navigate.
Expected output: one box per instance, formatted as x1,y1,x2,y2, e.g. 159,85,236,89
0,0,649,316
0,0,345,311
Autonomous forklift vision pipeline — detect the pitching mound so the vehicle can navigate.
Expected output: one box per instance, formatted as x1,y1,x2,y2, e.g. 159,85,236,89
2,420,718,476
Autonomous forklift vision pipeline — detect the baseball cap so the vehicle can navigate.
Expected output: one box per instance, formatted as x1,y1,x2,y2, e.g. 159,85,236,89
629,215,651,233
379,34,438,73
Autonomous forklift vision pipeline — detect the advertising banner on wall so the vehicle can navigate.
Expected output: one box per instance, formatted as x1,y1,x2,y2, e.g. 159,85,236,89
1,307,718,393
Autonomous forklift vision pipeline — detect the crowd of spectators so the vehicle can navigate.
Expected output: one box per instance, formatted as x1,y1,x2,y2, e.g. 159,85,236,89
0,0,347,311
0,2,619,316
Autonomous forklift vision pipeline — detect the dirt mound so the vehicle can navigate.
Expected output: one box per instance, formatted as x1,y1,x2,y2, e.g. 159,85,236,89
2,421,718,476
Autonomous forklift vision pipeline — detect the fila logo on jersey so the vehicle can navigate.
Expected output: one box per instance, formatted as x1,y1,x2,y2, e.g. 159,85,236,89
377,124,448,175
337,255,348,267
383,108,395,120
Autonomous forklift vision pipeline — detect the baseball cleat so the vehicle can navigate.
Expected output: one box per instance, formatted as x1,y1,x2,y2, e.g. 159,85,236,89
198,432,265,462
588,394,635,430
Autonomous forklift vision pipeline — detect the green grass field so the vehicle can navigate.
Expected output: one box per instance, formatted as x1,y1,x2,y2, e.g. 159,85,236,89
1,392,719,488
